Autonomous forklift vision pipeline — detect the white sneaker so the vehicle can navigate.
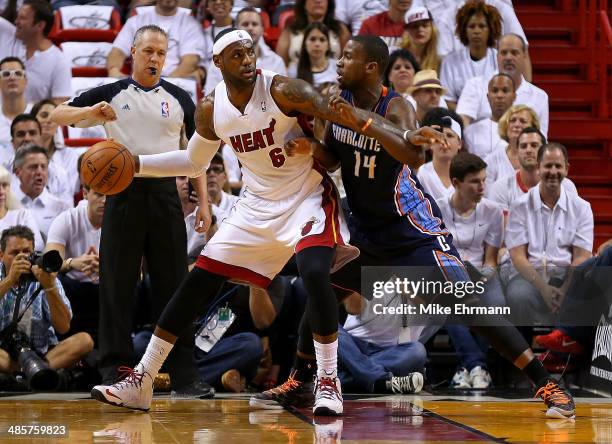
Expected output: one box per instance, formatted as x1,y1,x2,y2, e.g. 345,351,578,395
390,372,424,394
451,368,471,388
469,366,492,389
91,365,154,411
313,372,343,416
313,418,343,443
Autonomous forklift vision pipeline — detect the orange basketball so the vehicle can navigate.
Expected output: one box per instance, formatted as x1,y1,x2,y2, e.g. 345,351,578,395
80,139,135,195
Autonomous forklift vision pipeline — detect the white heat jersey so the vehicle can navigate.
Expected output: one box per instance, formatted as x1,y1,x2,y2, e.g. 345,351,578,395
213,69,317,200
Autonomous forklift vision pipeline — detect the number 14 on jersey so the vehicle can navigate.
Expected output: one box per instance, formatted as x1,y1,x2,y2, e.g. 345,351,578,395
354,151,377,179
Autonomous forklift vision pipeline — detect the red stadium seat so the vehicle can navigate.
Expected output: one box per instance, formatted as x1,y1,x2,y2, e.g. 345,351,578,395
49,7,122,44
277,9,294,30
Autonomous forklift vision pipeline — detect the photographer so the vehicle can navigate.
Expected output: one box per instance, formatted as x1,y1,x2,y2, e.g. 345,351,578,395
0,226,93,377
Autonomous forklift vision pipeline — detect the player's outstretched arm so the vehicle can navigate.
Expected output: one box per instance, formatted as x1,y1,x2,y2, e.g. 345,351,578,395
135,94,221,178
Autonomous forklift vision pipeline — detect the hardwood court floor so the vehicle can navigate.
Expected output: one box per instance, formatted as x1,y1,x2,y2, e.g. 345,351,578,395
0,392,610,443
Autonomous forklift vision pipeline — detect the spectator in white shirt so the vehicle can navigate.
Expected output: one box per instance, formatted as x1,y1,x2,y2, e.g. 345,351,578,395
505,143,593,325
488,127,577,212
456,34,548,135
0,164,43,249
31,99,81,205
11,144,70,239
0,1,72,104
484,104,540,187
335,0,389,34
416,107,463,201
176,175,211,264
46,179,104,344
440,0,500,109
463,73,514,159
436,152,505,389
207,152,239,224
0,57,32,151
288,22,338,89
107,0,205,80
5,114,75,206
408,69,446,124
202,0,234,67
204,6,286,94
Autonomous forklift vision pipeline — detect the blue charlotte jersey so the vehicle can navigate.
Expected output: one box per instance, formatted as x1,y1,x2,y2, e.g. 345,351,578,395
327,87,450,254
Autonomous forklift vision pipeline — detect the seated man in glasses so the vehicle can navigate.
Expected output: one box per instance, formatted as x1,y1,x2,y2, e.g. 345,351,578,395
0,57,32,151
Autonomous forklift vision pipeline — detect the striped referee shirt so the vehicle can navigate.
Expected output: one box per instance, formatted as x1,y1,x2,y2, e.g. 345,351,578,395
68,78,195,158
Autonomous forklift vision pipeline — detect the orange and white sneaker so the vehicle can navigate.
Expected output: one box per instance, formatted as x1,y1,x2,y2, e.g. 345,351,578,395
313,372,343,416
534,379,576,419
249,370,314,410
91,365,153,412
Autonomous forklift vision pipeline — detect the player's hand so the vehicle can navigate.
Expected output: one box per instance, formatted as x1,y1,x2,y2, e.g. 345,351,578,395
329,94,362,131
194,204,212,234
89,101,117,122
405,126,447,148
285,138,313,157
5,253,32,286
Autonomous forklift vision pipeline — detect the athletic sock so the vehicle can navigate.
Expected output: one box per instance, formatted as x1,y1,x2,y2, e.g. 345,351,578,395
314,339,338,379
523,358,550,386
138,335,174,378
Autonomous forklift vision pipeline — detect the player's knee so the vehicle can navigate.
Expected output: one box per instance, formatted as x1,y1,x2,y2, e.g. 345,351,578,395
75,332,95,354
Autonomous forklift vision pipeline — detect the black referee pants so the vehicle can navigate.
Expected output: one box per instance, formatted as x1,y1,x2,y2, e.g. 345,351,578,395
98,177,198,387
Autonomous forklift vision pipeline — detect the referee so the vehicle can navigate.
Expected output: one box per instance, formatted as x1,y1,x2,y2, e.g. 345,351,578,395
51,25,213,397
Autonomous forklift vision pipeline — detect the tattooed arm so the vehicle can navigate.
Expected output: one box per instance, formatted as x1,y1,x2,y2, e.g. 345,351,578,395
271,76,444,166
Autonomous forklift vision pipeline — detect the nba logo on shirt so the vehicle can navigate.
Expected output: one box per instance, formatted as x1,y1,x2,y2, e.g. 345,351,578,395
161,101,169,118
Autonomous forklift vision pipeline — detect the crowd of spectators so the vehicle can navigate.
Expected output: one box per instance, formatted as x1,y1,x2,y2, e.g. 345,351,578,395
0,0,607,393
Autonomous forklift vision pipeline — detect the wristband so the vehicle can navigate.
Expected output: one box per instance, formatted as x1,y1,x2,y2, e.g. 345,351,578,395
361,118,373,133
403,130,412,141
43,286,57,292
65,258,73,271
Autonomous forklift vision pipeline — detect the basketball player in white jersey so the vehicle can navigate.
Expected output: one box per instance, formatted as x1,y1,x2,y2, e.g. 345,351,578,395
89,28,444,416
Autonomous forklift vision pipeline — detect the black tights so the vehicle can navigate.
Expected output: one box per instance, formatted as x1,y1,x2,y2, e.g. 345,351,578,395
158,246,338,341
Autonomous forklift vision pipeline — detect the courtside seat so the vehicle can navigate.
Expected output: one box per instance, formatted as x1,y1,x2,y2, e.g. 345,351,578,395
49,5,121,44
61,41,112,77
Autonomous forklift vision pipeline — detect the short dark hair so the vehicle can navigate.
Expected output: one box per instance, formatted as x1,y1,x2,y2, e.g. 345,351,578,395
518,127,547,146
10,113,40,139
0,225,34,251
450,152,487,182
488,72,516,91
13,144,48,171
422,107,464,133
30,99,56,120
24,0,54,36
383,49,420,88
351,35,390,76
236,6,261,24
0,56,25,70
537,142,569,164
133,25,168,46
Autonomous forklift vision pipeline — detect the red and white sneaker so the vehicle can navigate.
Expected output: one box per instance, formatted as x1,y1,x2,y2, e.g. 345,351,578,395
535,330,584,355
91,365,153,412
313,372,343,416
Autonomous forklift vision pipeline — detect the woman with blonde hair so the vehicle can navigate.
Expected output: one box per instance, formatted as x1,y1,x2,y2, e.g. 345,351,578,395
401,7,441,74
0,165,44,250
485,104,540,186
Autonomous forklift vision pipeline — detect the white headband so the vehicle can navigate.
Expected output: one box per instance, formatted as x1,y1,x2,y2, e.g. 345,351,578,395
212,30,253,56
442,116,462,140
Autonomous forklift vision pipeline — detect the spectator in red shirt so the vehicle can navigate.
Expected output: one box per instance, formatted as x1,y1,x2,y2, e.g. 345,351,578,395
358,0,413,53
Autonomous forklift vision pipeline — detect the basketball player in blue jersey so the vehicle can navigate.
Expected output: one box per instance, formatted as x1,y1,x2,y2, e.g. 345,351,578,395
253,35,576,420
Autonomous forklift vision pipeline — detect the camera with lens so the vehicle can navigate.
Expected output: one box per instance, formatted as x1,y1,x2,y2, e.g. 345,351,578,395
20,250,63,282
0,329,59,391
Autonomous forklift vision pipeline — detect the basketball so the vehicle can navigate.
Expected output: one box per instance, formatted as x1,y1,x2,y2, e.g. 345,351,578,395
80,139,135,195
